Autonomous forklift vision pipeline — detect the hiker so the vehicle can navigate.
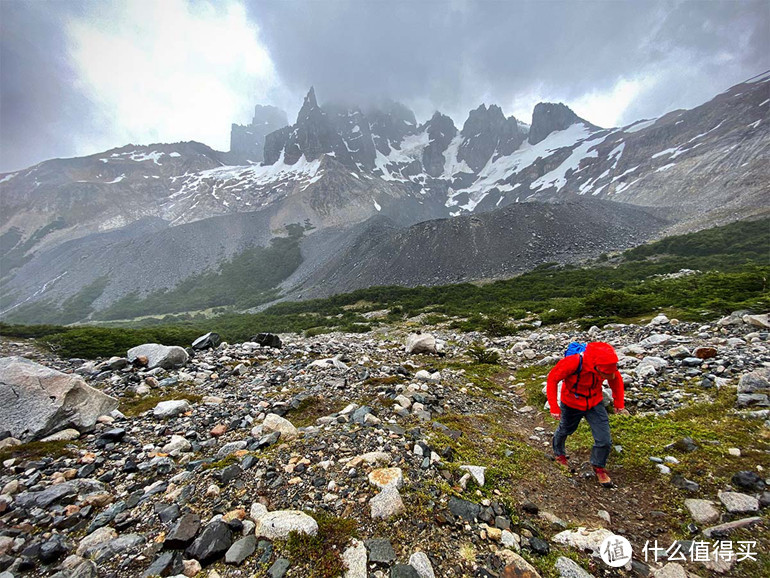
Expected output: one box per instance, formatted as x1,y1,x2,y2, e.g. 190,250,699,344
547,341,629,487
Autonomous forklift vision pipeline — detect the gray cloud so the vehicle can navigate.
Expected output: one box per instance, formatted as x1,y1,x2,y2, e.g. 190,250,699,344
248,0,769,125
1,0,767,173
0,1,106,173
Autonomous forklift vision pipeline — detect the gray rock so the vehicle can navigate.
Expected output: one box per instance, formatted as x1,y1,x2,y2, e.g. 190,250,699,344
342,539,367,578
254,511,318,539
684,499,720,524
185,520,233,565
77,526,118,556
164,513,201,549
448,496,481,521
192,332,221,350
408,551,436,578
87,534,145,563
70,560,98,578
703,516,763,538
0,356,118,441
390,564,421,578
153,400,191,419
731,470,766,491
40,428,81,442
365,538,396,564
262,414,298,441
405,333,437,354
652,563,687,578
738,369,770,393
555,556,594,578
225,535,256,565
552,527,614,558
127,343,188,369
743,313,770,328
15,479,105,510
267,557,290,578
142,551,183,578
718,491,760,514
736,393,770,407
528,102,582,145
370,485,405,519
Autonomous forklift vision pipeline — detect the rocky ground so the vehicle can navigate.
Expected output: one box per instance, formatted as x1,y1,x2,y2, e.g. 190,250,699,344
0,311,768,578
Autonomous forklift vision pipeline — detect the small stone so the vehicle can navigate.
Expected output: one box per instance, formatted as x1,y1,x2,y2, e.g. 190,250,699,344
370,485,405,519
368,467,404,490
703,517,762,538
718,491,760,514
459,465,486,487
652,562,687,578
225,535,257,565
408,551,436,578
210,424,227,437
262,414,298,441
183,559,202,577
684,499,720,524
254,510,318,539
500,551,541,577
153,400,191,419
554,556,594,578
342,539,367,578
267,558,290,578
365,538,396,564
391,564,421,578
528,536,549,555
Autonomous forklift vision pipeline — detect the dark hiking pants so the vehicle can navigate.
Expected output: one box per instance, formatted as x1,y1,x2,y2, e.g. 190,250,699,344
552,402,612,468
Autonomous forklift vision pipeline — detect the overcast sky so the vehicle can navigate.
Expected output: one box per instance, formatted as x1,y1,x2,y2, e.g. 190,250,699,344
1,0,767,173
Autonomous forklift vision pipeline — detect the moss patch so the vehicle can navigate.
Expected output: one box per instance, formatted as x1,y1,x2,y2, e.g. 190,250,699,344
0,439,81,463
283,512,357,578
119,389,203,417
284,396,347,428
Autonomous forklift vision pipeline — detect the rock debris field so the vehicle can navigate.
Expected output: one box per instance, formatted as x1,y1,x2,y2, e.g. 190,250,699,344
0,312,768,578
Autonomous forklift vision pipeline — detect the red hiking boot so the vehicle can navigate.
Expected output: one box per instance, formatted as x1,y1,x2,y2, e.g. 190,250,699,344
593,466,613,488
554,455,568,467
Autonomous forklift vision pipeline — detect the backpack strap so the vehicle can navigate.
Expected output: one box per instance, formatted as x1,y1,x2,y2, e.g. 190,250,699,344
569,354,587,399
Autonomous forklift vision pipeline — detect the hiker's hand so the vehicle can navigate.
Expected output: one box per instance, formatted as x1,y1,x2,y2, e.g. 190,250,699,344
550,411,561,420
617,408,630,416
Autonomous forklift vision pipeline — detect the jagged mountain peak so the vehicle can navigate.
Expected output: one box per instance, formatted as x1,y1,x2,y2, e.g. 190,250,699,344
528,102,591,145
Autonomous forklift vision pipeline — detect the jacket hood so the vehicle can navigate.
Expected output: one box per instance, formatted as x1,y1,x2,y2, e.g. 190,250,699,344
583,341,619,369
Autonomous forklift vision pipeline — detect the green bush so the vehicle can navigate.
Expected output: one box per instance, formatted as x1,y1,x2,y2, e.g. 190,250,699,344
467,343,501,365
580,288,651,318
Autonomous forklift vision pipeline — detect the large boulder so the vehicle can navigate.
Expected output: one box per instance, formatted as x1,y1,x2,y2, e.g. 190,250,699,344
0,357,119,441
254,511,318,539
127,344,188,370
405,333,437,354
252,333,283,349
261,414,298,441
191,333,221,351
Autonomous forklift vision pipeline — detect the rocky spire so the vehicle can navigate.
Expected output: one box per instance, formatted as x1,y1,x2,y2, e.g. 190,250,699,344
528,103,582,145
422,112,457,177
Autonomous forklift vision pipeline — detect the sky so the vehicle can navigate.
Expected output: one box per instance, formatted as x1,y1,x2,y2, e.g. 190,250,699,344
1,0,768,173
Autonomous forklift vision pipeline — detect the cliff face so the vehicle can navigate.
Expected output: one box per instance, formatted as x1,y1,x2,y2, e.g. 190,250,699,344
229,105,288,164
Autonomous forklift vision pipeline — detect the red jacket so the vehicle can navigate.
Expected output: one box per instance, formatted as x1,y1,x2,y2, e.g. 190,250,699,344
547,342,625,414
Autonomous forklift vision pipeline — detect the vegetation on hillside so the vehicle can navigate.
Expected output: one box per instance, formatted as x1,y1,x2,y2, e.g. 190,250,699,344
1,218,767,358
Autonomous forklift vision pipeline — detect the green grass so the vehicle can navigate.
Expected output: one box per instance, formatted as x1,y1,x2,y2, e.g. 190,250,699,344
283,396,347,428
0,439,81,463
431,412,547,503
283,512,357,578
119,390,203,417
566,389,770,491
